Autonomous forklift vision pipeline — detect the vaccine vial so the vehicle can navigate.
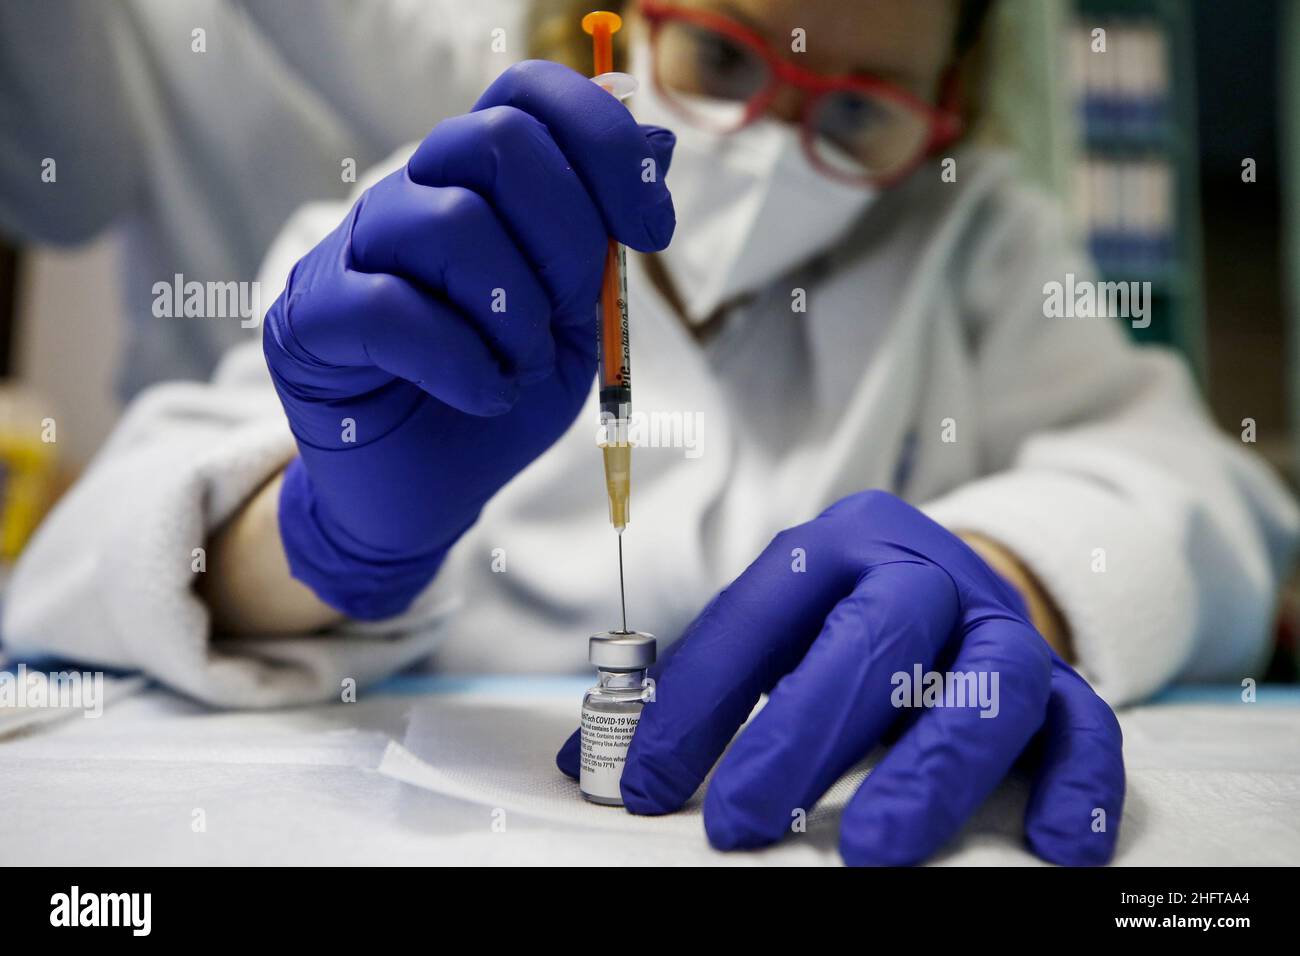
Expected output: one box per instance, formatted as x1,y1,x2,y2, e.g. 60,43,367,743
580,630,656,806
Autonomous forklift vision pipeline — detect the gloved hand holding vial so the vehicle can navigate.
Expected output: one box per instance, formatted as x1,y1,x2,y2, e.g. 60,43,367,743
561,492,1124,866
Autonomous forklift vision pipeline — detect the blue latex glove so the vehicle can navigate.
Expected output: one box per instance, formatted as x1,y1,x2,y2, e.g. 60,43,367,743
263,61,675,619
558,491,1125,866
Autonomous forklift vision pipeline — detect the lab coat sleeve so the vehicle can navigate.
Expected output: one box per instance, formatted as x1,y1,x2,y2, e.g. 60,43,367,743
1,149,460,709
922,182,1299,706
236,0,528,149
1,345,460,708
0,0,143,242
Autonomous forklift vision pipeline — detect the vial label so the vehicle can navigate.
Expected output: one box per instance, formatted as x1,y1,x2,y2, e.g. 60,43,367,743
579,705,641,803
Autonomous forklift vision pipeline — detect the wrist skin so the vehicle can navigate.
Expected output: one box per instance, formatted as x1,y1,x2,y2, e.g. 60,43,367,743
959,531,1074,661
198,469,341,636
199,459,455,633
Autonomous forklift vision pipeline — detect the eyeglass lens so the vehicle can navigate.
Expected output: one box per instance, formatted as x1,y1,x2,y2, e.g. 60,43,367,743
652,17,933,180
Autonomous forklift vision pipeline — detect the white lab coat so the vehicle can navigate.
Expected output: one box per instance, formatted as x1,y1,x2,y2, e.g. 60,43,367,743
3,0,1296,709
0,0,523,393
4,128,1296,709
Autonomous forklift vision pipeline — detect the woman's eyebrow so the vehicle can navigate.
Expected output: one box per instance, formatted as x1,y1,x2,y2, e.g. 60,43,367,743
849,58,934,96
707,0,770,37
851,65,915,86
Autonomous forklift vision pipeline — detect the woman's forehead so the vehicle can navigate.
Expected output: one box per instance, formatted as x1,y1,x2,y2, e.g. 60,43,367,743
664,0,960,88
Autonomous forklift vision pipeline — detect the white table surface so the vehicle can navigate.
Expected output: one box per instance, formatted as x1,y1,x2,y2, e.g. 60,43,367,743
2,675,1298,866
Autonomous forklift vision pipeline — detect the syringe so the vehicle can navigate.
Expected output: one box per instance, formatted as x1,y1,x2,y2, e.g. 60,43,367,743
583,10,635,632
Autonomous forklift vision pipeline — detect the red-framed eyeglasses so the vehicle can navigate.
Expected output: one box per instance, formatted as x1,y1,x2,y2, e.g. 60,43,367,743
637,0,962,186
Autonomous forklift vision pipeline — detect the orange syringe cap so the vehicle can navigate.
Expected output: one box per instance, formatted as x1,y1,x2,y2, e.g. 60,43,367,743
581,11,623,76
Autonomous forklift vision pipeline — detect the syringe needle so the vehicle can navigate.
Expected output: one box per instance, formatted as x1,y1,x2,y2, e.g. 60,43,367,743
617,532,627,634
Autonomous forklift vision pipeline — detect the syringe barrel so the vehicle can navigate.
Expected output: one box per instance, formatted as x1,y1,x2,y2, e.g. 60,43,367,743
585,10,633,533
596,239,631,405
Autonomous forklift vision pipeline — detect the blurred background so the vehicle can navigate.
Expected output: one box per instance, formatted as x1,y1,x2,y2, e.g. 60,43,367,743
0,0,1295,606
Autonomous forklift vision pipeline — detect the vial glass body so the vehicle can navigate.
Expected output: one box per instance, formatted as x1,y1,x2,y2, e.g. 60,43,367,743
579,668,651,806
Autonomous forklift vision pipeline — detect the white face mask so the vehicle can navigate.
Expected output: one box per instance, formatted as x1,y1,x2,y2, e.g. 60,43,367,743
630,40,878,324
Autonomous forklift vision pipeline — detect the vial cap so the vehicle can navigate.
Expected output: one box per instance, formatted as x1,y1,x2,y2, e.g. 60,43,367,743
589,631,656,670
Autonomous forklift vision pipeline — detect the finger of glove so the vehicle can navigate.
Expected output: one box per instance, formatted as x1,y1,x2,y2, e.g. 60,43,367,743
703,561,960,851
266,267,517,425
1023,660,1125,866
619,522,859,815
349,170,556,381
839,616,1051,866
408,107,608,327
473,60,675,252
